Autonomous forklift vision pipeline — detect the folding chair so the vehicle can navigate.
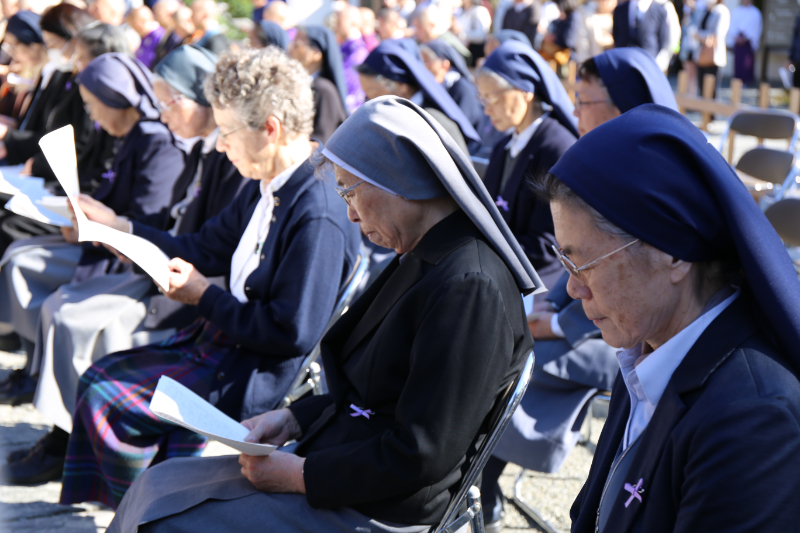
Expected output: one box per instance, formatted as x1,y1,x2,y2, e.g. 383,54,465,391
280,252,370,407
435,351,535,533
732,148,798,205
717,109,800,164
765,198,800,248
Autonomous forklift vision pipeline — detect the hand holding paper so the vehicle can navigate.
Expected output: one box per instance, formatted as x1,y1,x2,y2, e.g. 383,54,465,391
39,126,171,291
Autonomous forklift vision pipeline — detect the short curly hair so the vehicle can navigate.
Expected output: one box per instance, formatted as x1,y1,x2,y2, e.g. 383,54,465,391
204,47,314,136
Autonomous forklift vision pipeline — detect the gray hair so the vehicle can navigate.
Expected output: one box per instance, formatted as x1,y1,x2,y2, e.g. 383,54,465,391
203,47,314,136
476,68,514,91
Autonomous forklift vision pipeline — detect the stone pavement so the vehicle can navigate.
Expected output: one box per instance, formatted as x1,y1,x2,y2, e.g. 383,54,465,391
0,346,607,533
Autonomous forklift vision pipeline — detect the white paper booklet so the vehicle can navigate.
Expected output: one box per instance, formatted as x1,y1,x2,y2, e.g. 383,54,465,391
38,126,171,291
0,165,40,196
5,182,72,227
150,375,277,457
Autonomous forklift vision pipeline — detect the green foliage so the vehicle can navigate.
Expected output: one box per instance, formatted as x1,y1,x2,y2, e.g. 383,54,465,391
219,0,252,20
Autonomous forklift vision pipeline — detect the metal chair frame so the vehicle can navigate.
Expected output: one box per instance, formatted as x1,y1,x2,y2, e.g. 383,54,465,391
436,351,535,533
717,108,800,161
280,253,370,407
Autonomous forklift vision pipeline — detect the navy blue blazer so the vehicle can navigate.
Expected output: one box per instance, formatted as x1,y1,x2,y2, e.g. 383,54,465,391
72,119,186,281
570,293,800,533
612,1,670,59
483,115,576,272
133,160,361,417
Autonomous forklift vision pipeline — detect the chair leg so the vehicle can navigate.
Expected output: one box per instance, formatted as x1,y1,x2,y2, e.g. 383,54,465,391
511,470,562,533
468,486,486,533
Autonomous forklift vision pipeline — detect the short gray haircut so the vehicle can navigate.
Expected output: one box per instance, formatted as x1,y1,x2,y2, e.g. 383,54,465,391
476,68,514,90
203,47,314,136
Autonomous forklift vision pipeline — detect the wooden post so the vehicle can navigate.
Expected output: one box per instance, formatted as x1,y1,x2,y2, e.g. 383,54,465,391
701,73,716,131
758,82,770,108
550,60,558,73
728,78,743,163
677,70,688,115
791,88,800,115
567,60,577,103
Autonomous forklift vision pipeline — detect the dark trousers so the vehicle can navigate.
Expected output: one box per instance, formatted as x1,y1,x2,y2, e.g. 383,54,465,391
697,65,719,98
479,456,508,523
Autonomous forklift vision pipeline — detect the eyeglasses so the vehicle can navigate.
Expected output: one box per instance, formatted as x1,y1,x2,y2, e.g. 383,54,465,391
551,239,640,280
478,88,511,107
219,124,248,142
158,95,184,111
335,180,364,206
574,98,611,110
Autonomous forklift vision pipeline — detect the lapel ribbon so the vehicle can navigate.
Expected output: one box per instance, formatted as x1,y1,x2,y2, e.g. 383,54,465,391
623,478,644,508
350,404,374,419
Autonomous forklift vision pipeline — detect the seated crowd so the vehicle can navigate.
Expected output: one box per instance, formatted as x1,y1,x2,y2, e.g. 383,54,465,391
0,1,797,533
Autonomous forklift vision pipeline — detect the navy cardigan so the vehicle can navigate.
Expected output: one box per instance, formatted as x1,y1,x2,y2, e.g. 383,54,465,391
612,0,670,59
133,160,361,416
482,115,576,273
570,292,800,533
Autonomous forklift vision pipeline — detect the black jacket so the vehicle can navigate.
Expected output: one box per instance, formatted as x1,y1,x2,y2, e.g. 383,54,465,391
570,293,800,533
483,115,576,272
502,4,542,49
612,0,670,59
289,210,533,525
311,76,347,144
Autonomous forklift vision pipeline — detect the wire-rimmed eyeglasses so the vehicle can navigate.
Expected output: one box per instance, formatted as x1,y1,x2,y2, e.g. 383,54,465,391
551,239,640,280
219,124,248,142
335,180,365,206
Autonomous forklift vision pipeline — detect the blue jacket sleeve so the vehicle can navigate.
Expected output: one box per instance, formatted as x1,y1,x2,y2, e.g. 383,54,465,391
125,134,186,218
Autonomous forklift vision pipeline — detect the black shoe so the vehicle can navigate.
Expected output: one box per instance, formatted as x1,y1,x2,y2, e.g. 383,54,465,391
0,369,36,405
0,428,68,484
0,332,20,352
6,447,29,463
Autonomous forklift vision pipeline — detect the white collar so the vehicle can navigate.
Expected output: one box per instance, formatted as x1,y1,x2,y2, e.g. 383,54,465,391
443,70,461,89
202,128,219,155
617,288,740,408
514,0,533,11
505,111,549,158
260,160,303,198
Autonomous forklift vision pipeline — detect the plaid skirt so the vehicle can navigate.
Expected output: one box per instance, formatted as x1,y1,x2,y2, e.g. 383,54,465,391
59,318,234,508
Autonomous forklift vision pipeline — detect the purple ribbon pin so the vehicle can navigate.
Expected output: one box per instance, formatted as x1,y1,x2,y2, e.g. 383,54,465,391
101,169,116,182
495,195,509,212
623,478,644,508
350,404,374,419
94,121,102,131
65,81,72,91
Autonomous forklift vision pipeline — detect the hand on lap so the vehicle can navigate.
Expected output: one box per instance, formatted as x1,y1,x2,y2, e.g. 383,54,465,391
166,258,210,305
239,451,306,494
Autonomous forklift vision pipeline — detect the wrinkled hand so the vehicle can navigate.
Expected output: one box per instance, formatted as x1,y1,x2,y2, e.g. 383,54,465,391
75,194,128,231
242,408,302,446
21,157,32,176
239,451,306,494
0,141,7,160
528,312,558,340
166,257,210,305
0,125,8,142
60,225,79,243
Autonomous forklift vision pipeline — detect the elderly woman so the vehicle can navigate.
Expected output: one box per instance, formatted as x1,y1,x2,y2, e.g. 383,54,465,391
0,45,247,485
476,40,578,309
357,39,482,156
104,95,538,533
54,47,359,508
288,26,348,143
0,53,184,404
538,105,800,532
480,46,678,531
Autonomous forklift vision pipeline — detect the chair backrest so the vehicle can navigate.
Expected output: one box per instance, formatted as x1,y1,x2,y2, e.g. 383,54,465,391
765,198,800,247
281,252,370,406
735,148,796,186
436,351,535,532
718,109,800,158
471,156,490,179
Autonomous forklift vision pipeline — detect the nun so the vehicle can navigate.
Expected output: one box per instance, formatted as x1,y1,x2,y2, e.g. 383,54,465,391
479,46,678,531
420,40,484,135
356,39,483,156
254,20,289,50
0,53,184,404
541,105,800,532
483,29,532,60
476,40,578,306
0,45,247,485
289,26,348,144
104,94,537,533
55,47,360,509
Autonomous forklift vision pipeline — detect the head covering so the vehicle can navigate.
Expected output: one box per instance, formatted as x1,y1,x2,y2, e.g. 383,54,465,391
423,39,472,82
494,29,532,48
593,47,677,113
549,104,800,370
77,53,160,120
154,44,217,107
395,38,423,62
323,96,542,295
304,25,349,113
258,20,289,51
358,40,481,144
6,11,43,45
483,40,578,137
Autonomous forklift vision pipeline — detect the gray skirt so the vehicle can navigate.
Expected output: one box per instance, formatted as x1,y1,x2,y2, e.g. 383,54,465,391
32,271,175,432
0,235,82,342
108,455,431,533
